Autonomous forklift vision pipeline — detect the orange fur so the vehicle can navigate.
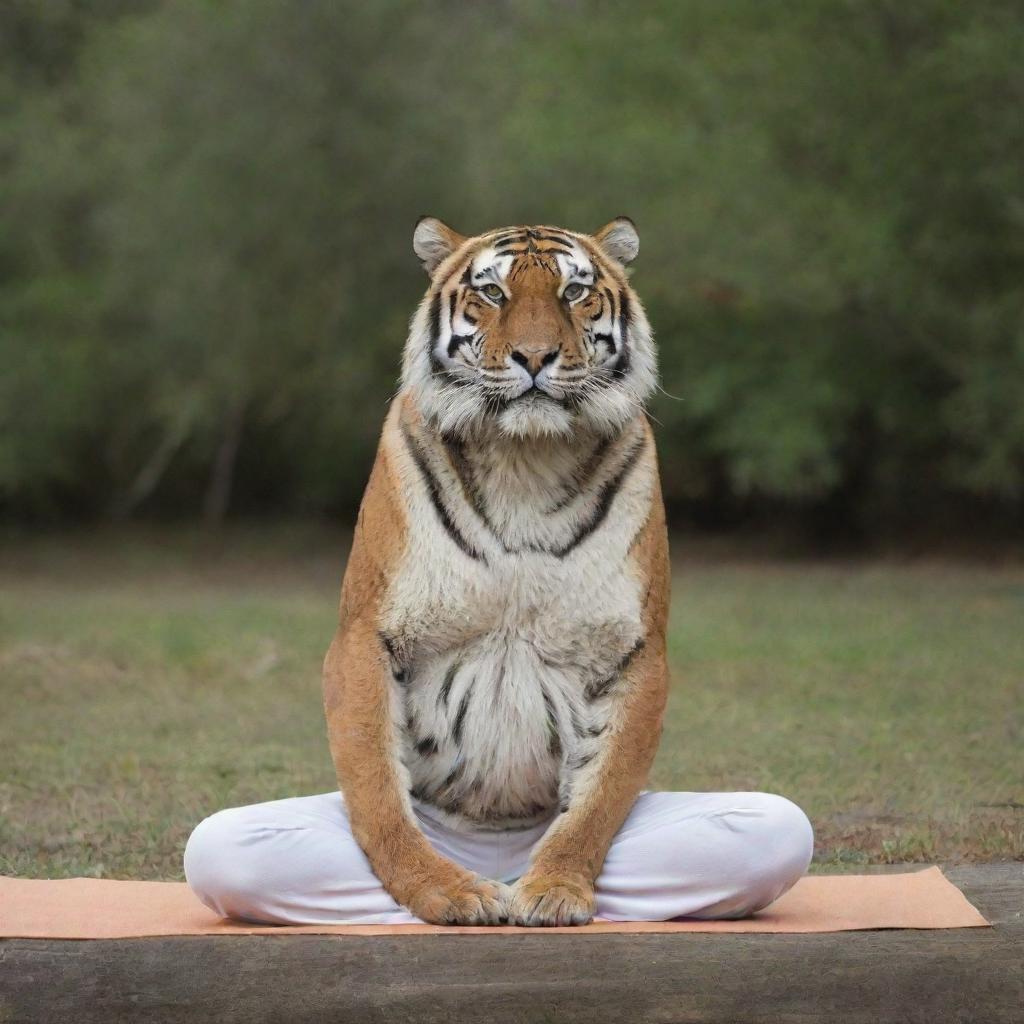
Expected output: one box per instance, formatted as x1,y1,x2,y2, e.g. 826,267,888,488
322,407,507,924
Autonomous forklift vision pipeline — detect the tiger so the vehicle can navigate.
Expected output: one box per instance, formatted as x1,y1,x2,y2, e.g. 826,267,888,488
322,216,669,926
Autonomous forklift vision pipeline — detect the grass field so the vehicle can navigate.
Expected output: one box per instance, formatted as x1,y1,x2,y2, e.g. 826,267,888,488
1,527,1022,880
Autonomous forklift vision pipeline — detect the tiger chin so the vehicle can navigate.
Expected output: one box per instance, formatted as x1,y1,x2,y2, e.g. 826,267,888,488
322,217,670,926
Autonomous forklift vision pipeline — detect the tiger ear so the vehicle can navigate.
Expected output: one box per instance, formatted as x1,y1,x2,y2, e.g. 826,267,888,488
594,217,640,266
413,216,467,274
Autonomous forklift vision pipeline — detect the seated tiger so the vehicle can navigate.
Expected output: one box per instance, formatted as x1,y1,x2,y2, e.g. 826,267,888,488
184,218,814,927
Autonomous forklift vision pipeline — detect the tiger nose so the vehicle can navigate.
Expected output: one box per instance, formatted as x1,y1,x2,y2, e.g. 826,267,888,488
510,342,560,377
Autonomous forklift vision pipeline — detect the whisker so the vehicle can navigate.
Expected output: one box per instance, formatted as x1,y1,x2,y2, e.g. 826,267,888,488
654,380,684,402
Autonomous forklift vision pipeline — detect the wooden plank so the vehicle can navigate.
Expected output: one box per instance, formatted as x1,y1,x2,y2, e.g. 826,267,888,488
945,863,1022,927
1,865,1020,1024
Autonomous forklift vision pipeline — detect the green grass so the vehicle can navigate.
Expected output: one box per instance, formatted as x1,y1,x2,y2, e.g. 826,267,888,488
1,527,1022,879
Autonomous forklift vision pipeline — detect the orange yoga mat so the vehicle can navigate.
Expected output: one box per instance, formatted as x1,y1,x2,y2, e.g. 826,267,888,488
0,867,988,938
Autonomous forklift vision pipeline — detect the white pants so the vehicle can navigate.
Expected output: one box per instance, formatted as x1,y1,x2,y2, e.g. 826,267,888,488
184,790,813,924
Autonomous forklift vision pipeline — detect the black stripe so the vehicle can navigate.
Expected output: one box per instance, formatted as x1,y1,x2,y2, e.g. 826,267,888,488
447,333,474,357
547,436,613,514
567,751,595,771
429,292,442,352
580,438,613,485
416,736,438,756
501,243,572,259
441,434,498,535
598,286,613,311
585,638,646,701
613,346,631,379
378,632,407,683
613,291,632,378
541,684,561,756
552,433,647,558
400,421,485,563
500,801,552,822
585,675,616,702
453,690,471,746
427,292,445,374
440,660,460,708
619,637,646,671
505,240,574,255
586,244,616,283
430,290,442,337
532,231,576,245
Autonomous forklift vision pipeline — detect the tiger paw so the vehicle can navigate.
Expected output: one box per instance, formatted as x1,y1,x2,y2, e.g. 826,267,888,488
406,873,511,926
508,871,595,926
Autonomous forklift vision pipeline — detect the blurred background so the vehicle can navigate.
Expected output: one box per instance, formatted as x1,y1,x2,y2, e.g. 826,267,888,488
2,1,1022,878
3,0,1023,543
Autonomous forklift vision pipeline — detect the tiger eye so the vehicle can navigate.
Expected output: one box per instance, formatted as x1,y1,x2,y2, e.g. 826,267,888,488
563,282,587,302
481,283,504,302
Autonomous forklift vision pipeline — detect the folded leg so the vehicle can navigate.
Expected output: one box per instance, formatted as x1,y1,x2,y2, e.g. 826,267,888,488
183,791,543,924
594,791,814,921
184,791,421,924
184,789,812,925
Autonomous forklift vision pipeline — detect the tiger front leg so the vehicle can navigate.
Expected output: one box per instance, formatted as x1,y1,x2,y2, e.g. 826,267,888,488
508,640,668,927
325,621,510,926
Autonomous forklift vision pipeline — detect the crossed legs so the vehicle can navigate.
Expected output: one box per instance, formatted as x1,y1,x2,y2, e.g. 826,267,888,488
184,790,813,925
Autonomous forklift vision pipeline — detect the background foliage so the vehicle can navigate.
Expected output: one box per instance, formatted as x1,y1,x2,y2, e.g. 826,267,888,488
2,0,1023,540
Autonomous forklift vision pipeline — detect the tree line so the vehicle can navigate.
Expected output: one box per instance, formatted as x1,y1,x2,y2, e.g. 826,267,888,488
2,0,1022,540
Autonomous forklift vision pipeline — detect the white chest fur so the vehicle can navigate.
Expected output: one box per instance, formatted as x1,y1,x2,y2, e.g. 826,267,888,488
379,414,655,830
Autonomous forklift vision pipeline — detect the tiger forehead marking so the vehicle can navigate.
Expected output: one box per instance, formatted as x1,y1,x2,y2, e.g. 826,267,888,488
405,220,656,441
473,226,598,286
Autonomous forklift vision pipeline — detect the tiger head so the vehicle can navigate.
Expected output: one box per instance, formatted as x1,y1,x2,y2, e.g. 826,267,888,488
403,218,656,439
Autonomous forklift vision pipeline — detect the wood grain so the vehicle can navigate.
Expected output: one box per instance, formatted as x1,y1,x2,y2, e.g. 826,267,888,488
0,865,1020,1024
